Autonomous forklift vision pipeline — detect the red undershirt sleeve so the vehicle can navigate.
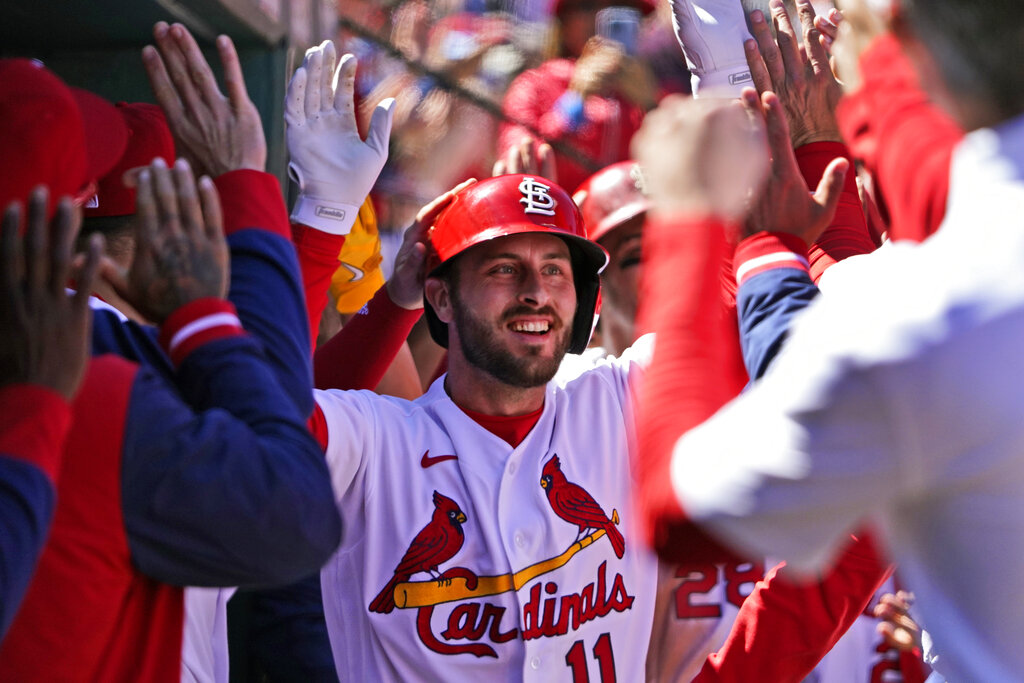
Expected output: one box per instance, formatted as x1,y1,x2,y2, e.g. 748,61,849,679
313,286,423,392
694,531,892,682
0,384,71,481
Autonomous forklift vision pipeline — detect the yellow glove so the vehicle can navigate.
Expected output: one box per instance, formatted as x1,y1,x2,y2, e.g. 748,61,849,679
330,197,386,314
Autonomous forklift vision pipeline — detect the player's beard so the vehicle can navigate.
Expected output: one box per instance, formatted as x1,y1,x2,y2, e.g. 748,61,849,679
452,299,572,388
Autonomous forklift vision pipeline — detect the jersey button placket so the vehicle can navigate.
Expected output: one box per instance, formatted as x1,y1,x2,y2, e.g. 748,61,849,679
530,656,541,670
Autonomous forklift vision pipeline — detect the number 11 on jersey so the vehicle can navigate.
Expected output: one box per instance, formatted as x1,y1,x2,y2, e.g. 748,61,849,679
565,633,616,682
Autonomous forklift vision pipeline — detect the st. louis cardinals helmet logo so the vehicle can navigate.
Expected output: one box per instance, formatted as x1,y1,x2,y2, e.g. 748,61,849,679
541,454,625,559
519,177,557,216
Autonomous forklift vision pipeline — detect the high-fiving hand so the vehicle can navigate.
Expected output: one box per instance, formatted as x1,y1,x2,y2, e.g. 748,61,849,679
0,189,102,400
285,41,394,235
740,87,848,243
104,159,227,325
631,95,768,221
143,22,266,178
744,0,843,148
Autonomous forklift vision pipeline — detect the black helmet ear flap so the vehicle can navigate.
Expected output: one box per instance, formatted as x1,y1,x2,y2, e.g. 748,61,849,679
424,299,449,349
565,239,603,354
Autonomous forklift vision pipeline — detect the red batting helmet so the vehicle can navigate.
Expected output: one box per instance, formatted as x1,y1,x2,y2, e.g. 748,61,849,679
573,160,648,244
425,174,608,354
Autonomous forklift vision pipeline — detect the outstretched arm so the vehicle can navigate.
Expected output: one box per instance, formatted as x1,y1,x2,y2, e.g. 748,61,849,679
0,190,101,636
745,0,875,279
110,157,340,587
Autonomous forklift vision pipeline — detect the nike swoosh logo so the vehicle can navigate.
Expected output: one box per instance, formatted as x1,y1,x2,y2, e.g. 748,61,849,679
341,262,364,282
421,450,458,468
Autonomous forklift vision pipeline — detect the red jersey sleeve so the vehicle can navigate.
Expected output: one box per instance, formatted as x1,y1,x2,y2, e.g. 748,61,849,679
694,531,891,682
313,285,423,392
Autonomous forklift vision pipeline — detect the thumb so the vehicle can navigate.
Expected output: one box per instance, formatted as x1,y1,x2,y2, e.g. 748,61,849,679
812,156,849,221
367,98,396,153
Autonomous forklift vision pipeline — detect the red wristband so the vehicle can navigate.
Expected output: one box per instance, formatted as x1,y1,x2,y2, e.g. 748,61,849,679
158,297,245,366
733,232,810,286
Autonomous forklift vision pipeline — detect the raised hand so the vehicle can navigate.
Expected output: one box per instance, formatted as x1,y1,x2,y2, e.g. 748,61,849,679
745,0,843,147
873,591,923,653
387,179,476,310
492,136,556,183
631,94,768,220
569,37,624,98
740,87,848,243
0,189,102,400
106,159,227,324
285,41,395,235
143,22,266,177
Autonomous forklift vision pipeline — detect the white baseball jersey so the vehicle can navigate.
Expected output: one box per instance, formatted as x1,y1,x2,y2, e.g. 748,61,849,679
315,337,658,682
181,587,234,683
669,113,1024,681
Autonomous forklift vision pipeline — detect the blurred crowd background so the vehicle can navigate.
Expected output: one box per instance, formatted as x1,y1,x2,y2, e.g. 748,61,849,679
332,0,692,271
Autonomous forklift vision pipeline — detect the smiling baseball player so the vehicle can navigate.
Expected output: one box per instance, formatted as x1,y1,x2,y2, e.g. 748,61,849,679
284,41,660,681
309,172,659,681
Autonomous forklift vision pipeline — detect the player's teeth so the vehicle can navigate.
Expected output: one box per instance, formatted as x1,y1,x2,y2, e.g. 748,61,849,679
513,321,549,333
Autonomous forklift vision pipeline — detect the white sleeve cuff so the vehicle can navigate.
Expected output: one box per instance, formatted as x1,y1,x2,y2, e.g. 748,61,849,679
290,195,361,235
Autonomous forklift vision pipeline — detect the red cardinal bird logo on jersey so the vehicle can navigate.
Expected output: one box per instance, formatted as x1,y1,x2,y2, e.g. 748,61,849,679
540,454,624,559
369,491,468,614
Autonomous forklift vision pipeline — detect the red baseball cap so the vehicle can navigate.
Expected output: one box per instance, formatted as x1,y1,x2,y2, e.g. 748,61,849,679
0,59,127,215
85,103,175,218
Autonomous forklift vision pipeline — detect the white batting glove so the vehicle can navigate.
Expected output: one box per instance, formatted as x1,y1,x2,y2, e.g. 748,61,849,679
285,41,395,234
670,0,754,98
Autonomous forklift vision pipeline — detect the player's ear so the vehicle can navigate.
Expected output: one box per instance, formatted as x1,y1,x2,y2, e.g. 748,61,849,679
424,275,455,324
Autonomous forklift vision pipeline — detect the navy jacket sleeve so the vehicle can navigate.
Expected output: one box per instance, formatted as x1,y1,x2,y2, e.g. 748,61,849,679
734,232,820,381
119,170,339,587
121,338,337,587
216,171,313,418
0,385,71,637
